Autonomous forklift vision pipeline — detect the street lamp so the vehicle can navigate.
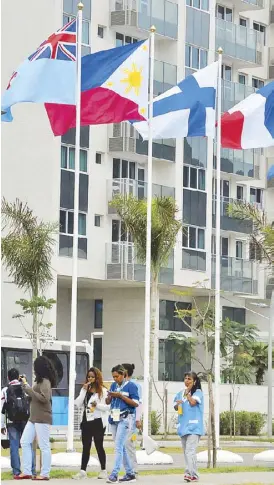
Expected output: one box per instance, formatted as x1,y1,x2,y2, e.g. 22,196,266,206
250,293,274,438
90,331,104,368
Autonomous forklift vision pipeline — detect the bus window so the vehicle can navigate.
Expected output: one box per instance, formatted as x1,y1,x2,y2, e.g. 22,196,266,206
76,353,89,386
5,350,32,385
43,352,68,389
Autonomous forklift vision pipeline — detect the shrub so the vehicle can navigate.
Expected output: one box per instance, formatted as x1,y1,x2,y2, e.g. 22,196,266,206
220,411,265,436
140,410,162,435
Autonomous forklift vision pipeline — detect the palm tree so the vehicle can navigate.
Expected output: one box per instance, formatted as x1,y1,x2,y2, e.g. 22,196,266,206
111,195,181,432
228,201,274,264
1,198,58,359
249,342,274,385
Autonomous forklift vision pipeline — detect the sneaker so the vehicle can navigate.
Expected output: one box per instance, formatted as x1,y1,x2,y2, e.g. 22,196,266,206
119,474,136,483
98,470,108,479
72,471,87,480
106,475,118,484
190,476,199,482
184,474,191,483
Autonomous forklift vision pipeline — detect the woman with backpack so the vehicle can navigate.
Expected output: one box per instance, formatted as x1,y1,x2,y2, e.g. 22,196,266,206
15,355,57,481
73,367,109,480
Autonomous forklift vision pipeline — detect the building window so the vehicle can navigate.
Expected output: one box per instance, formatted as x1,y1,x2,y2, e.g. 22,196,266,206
239,17,247,27
222,306,245,325
183,165,206,191
159,300,192,332
238,73,247,85
154,60,177,96
221,65,232,81
97,25,104,38
158,340,191,381
63,14,90,45
96,152,102,164
61,145,88,173
253,22,266,44
113,158,136,180
59,210,87,236
112,219,132,242
236,240,243,259
250,187,262,205
185,45,208,76
94,215,102,227
249,240,262,262
236,185,244,201
115,32,138,47
216,5,232,21
182,226,205,250
186,0,209,11
252,77,264,89
94,299,103,329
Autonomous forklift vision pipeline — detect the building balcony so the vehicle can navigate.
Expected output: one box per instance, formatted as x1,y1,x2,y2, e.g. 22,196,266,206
109,0,178,40
216,18,263,67
222,80,255,113
213,145,260,179
269,48,274,79
106,242,174,284
212,197,253,234
108,122,176,163
211,256,259,294
107,178,175,214
234,0,264,12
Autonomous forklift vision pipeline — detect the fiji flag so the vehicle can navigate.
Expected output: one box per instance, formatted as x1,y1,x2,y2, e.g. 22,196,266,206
133,61,218,140
1,19,77,121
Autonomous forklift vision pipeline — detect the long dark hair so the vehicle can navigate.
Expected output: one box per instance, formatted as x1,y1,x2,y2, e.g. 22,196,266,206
184,371,202,396
34,356,57,388
86,367,104,398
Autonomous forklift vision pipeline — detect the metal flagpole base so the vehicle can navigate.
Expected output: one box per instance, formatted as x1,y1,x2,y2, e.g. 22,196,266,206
136,450,173,465
197,450,243,464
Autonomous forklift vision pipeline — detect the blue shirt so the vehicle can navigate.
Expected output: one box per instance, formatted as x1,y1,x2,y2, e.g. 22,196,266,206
174,388,204,437
131,379,142,403
109,380,139,424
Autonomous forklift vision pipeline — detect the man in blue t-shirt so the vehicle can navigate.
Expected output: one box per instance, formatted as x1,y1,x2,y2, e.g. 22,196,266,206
122,363,142,477
106,364,139,483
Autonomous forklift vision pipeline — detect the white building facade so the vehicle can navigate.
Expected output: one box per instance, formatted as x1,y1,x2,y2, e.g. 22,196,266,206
2,0,274,420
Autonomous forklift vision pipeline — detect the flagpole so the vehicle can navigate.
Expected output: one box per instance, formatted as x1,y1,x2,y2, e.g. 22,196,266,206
67,2,83,452
142,25,156,440
214,46,223,450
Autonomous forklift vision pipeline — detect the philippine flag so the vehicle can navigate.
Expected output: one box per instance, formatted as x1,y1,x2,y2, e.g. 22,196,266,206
221,81,274,149
45,40,149,136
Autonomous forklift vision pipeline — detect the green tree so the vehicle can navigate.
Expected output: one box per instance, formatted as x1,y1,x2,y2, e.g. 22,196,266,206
249,342,274,385
1,198,58,359
169,289,258,467
110,195,181,433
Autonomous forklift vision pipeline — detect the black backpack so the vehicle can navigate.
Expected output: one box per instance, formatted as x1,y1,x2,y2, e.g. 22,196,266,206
5,384,30,423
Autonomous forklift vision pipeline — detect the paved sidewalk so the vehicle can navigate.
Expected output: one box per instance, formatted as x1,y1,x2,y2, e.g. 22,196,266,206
3,473,274,484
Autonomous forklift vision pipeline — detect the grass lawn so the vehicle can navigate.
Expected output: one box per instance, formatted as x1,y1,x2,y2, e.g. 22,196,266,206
2,466,274,480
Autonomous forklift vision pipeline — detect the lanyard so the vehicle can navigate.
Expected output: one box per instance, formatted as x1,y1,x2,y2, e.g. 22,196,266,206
112,380,127,408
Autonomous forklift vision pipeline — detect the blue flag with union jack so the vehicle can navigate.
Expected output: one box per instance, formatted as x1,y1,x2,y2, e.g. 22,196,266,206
2,19,77,121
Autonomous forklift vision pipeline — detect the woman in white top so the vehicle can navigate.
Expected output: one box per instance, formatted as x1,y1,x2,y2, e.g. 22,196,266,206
73,367,109,480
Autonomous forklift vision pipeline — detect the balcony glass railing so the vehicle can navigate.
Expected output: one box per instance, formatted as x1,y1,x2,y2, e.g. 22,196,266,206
213,146,260,178
212,196,253,233
106,242,174,284
108,178,175,202
216,18,263,64
212,255,258,294
222,80,255,112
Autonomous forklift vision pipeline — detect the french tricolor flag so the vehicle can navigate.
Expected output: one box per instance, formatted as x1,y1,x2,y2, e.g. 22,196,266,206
221,81,274,149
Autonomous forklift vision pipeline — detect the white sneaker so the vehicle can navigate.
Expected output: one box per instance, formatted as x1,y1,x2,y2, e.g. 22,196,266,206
72,470,88,480
98,470,108,479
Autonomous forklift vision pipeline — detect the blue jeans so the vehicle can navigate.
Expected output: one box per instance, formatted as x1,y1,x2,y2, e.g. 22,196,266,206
111,415,135,476
21,421,51,478
8,424,35,476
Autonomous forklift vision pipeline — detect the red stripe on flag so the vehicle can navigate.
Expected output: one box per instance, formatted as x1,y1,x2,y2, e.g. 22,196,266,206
221,111,244,149
45,87,146,136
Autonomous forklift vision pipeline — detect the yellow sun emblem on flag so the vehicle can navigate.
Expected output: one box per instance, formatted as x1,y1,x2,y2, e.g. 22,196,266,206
120,63,143,96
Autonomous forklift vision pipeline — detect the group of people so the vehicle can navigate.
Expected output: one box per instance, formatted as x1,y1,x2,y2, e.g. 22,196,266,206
1,355,204,484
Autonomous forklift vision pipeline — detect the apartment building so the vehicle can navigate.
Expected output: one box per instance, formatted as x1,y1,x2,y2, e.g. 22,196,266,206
1,0,274,395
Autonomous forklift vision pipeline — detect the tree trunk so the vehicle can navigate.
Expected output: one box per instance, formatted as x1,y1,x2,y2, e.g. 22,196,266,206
163,387,168,439
208,374,217,468
148,275,159,435
32,287,39,475
207,388,212,468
